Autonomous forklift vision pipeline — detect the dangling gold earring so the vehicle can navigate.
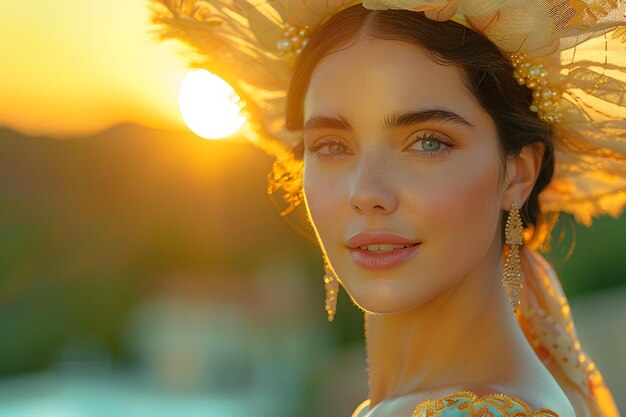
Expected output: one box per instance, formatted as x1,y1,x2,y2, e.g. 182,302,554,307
502,202,524,312
322,256,339,322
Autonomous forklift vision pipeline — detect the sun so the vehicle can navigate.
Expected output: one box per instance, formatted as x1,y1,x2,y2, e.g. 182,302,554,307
178,69,246,140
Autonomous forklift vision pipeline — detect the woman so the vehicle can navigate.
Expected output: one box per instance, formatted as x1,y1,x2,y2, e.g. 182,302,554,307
153,1,624,416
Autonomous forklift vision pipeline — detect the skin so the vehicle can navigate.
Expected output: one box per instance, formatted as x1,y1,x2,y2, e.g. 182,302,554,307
301,38,575,416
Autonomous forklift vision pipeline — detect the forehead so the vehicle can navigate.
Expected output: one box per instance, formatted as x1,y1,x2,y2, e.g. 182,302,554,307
303,39,481,125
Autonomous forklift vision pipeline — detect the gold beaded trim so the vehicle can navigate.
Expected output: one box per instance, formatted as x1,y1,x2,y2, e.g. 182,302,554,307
510,53,564,124
412,390,559,417
276,22,311,68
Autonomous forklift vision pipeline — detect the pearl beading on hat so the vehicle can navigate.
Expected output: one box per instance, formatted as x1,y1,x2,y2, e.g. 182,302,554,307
511,53,564,124
276,23,310,68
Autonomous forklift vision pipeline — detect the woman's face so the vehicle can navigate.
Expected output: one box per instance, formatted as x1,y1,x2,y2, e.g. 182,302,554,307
302,39,508,314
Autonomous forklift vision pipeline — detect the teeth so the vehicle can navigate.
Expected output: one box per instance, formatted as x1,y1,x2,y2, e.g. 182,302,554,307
358,244,413,253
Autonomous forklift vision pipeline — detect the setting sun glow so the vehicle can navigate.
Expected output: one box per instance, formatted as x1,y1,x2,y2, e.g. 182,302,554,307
178,69,246,140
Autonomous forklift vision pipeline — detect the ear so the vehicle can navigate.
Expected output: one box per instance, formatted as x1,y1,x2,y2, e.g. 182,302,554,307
502,143,544,210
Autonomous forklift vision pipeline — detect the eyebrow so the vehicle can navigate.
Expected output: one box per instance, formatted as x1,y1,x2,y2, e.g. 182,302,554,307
384,109,474,129
302,109,473,133
303,114,352,133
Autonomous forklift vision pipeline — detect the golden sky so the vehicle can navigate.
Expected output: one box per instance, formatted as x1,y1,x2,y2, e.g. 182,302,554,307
0,0,189,137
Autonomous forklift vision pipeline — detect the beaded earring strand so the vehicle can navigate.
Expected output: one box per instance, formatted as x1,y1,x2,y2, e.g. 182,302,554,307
322,257,339,322
502,202,524,312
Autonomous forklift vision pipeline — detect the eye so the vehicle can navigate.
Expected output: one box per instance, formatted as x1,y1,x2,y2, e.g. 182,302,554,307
405,132,452,157
306,137,352,159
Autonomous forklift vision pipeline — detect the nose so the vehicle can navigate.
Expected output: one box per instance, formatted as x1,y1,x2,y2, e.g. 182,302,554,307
349,155,398,216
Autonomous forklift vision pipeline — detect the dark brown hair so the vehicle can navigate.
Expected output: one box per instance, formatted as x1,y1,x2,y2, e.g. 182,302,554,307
285,4,554,241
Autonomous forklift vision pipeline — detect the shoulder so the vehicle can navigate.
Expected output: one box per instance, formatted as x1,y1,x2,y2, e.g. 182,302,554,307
412,390,561,417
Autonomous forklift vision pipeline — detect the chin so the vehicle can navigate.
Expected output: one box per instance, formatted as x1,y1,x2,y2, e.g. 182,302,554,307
341,280,441,315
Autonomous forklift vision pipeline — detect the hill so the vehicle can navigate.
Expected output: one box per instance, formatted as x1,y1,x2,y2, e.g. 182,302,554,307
0,124,318,374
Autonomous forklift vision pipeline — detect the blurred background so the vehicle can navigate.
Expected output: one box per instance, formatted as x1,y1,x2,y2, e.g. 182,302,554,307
0,1,624,417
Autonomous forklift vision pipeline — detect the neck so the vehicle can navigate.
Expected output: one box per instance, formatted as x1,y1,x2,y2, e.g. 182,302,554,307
364,241,530,406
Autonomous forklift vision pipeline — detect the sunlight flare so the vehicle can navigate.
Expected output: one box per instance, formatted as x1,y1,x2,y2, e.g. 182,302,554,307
178,69,246,140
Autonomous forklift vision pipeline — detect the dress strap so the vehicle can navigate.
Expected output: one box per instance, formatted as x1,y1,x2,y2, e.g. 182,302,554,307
351,399,371,417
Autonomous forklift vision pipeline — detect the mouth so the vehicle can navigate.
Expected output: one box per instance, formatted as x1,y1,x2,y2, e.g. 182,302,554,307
345,232,421,270
357,244,419,253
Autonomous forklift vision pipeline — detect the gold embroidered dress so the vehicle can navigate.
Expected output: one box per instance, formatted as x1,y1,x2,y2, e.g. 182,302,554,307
352,390,561,417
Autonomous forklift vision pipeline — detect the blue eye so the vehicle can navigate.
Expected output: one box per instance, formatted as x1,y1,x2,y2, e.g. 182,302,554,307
406,132,451,156
416,139,442,151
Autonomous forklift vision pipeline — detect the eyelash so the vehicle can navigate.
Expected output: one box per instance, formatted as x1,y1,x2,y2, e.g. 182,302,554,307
404,131,452,158
305,137,352,159
305,132,452,160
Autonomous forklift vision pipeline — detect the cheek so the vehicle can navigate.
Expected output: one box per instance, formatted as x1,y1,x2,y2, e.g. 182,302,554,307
302,160,347,243
417,152,503,249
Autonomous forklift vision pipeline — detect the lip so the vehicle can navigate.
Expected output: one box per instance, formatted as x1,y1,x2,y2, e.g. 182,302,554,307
345,232,421,271
345,231,419,248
